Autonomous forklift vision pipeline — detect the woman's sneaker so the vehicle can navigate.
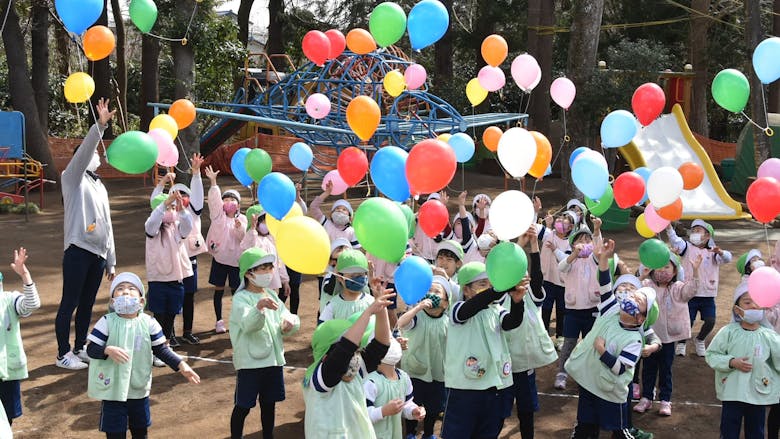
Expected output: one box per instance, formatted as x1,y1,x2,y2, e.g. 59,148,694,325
694,339,706,357
182,332,200,345
658,400,672,416
554,372,567,390
633,397,652,413
55,351,88,370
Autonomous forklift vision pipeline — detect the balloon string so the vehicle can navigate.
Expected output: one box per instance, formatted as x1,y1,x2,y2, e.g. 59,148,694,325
531,178,538,199
760,85,775,137
549,109,569,172
523,91,532,116
764,223,772,260
144,2,199,43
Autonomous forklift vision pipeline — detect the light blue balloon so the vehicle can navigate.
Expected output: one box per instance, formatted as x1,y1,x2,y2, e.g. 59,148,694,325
753,37,780,84
55,0,103,35
600,110,638,148
572,154,609,200
407,0,449,51
257,172,296,220
289,142,313,171
394,255,433,305
448,133,475,163
635,166,652,204
569,146,589,168
544,164,552,177
231,148,254,187
370,146,410,202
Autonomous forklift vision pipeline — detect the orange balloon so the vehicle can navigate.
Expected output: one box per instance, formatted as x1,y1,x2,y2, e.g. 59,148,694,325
83,26,116,61
481,34,508,67
482,126,502,152
678,161,704,190
657,198,683,221
346,29,377,55
346,96,381,141
527,131,552,178
169,99,196,129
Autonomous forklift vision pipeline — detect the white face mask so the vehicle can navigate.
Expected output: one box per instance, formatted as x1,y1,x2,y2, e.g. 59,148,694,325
689,233,704,246
332,211,350,227
113,295,143,315
87,153,101,172
750,260,765,270
249,272,273,288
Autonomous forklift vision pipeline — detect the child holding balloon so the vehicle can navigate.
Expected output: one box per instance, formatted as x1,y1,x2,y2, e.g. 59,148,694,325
240,205,291,298
471,193,492,237
309,180,358,247
735,249,765,284
540,210,579,348
412,192,450,263
319,249,375,324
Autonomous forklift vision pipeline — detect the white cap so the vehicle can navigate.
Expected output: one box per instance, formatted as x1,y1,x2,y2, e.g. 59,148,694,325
330,237,352,253
222,189,241,203
110,272,145,297
331,199,353,215
477,234,495,251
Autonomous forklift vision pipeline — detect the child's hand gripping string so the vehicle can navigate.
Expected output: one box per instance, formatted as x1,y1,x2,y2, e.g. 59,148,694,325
11,247,31,285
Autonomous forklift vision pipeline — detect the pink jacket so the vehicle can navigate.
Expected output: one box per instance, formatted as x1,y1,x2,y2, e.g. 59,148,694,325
145,207,194,282
309,197,357,246
463,244,485,264
643,278,698,343
412,224,438,261
767,304,780,333
680,245,727,298
540,229,570,286
205,186,247,267
558,256,601,310
240,230,289,289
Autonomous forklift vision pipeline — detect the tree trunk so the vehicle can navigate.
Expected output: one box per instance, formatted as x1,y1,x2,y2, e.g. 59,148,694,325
31,0,49,135
769,0,780,114
55,24,70,77
172,1,199,170
140,34,160,131
267,0,284,64
746,0,770,165
110,0,127,132
90,1,113,138
689,0,710,137
0,0,58,181
433,0,453,89
527,0,553,136
238,0,254,48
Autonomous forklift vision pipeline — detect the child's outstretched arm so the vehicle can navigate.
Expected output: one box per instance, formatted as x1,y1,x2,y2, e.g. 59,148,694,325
10,247,40,316
151,172,175,201
665,225,687,255
189,153,205,213
711,245,732,264
204,166,223,221
308,180,331,222
396,298,433,331
526,227,545,301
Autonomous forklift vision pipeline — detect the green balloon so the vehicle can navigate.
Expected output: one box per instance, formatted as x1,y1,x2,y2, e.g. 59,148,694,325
638,239,670,270
369,2,407,48
129,0,158,34
245,149,273,182
712,68,750,113
353,197,409,263
107,131,158,174
398,203,416,239
585,185,614,217
486,242,528,291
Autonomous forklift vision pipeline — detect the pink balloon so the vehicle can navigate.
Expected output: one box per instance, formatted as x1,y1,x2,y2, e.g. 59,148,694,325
149,128,178,167
322,169,348,195
404,64,427,90
511,54,542,92
757,158,780,181
305,93,331,119
550,77,576,110
644,204,671,233
747,266,780,307
477,66,506,92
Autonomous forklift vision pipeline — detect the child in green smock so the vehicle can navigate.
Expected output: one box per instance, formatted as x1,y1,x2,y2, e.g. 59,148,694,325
319,249,375,324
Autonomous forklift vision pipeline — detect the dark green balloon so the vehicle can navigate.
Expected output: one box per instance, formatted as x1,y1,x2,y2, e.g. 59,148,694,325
245,149,273,182
107,131,158,174
638,239,670,270
486,241,528,291
353,197,409,263
398,203,416,239
585,185,614,217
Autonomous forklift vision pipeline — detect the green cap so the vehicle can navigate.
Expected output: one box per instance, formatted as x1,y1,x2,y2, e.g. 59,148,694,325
457,261,488,287
336,249,369,274
245,204,266,230
305,315,375,381
736,249,762,275
437,239,465,261
644,300,659,329
239,248,276,279
150,193,167,210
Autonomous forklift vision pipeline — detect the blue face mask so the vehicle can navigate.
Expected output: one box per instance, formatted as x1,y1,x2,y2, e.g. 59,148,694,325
344,275,368,291
619,296,641,317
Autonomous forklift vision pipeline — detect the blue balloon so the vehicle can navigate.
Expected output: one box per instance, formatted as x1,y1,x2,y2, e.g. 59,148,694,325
569,146,589,168
600,110,638,148
55,0,103,35
635,166,652,204
257,172,296,220
231,148,254,187
753,37,780,84
448,133,475,163
407,0,449,51
572,154,609,200
394,255,433,305
370,146,411,202
289,142,313,171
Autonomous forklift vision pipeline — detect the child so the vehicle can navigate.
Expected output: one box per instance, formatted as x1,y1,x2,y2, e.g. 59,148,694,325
319,238,353,316
144,190,193,353
705,283,780,439
204,165,247,334
302,287,395,438
667,220,732,357
309,180,358,247
364,339,426,439
464,232,495,264
397,276,451,439
451,191,475,253
240,205,291,299
735,249,764,284
540,209,578,349
441,261,527,439
86,272,200,439
634,254,702,416
472,193,492,237
412,192,449,263
0,248,40,427
766,301,780,439
566,199,587,227
319,249,375,323
229,248,300,439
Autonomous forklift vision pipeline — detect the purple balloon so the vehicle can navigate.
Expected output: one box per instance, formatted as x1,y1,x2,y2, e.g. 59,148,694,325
758,158,780,181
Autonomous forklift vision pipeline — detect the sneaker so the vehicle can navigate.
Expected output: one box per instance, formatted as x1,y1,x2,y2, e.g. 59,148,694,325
675,342,686,356
554,372,567,390
556,336,565,351
168,336,181,349
56,351,88,370
74,346,90,363
632,384,641,400
658,400,672,416
182,332,200,345
629,427,654,439
694,339,706,357
215,320,227,334
634,397,652,413
153,356,165,367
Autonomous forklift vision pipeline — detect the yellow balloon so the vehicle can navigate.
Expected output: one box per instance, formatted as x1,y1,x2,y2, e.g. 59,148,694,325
64,72,95,104
635,213,655,238
383,70,406,97
437,133,452,142
276,216,330,274
267,202,303,236
150,114,178,140
466,78,488,106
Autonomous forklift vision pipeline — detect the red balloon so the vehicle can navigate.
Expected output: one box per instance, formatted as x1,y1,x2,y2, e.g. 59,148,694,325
418,200,449,238
325,29,346,59
632,83,666,126
337,147,368,186
747,177,780,223
405,139,457,196
302,30,331,66
613,171,646,208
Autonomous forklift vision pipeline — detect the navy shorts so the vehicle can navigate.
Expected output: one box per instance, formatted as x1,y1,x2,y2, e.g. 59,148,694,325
411,378,445,415
511,371,539,413
576,385,627,432
147,281,185,315
182,257,198,294
99,397,151,433
234,366,286,408
563,308,597,339
688,296,716,321
209,258,240,290
541,281,565,310
0,380,21,419
442,387,514,439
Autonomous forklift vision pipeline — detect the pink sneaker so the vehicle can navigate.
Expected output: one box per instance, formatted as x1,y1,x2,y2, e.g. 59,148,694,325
633,397,652,413
658,400,672,416
215,320,227,334
632,385,641,400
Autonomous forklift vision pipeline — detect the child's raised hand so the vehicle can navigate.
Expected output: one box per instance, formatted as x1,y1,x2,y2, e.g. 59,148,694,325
204,165,219,182
412,405,426,421
729,357,752,373
599,239,615,260
417,298,433,310
191,153,204,172
179,362,201,384
432,266,448,279
591,215,602,230
324,179,333,195
439,190,449,204
544,240,555,251
369,275,387,297
256,297,279,311
457,191,468,206
173,192,184,212
544,213,554,228
692,254,703,270
252,214,260,228
533,196,542,213
10,247,29,279
164,172,176,185
381,399,405,417
105,345,130,364
572,243,583,256
510,277,529,303
234,217,242,228
368,292,396,314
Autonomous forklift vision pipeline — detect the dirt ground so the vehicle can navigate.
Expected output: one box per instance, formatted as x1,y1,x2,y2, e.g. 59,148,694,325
0,170,768,438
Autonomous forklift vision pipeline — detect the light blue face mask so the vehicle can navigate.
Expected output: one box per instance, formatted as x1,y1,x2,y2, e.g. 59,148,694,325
737,306,765,324
344,275,368,291
113,295,144,315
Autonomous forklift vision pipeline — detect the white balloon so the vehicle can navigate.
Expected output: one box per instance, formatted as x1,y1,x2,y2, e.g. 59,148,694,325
497,127,537,178
489,190,535,241
647,166,683,208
